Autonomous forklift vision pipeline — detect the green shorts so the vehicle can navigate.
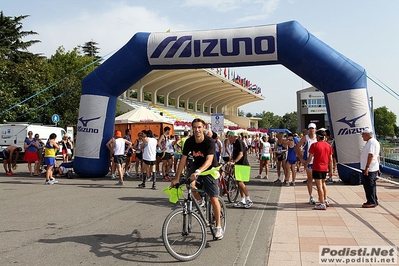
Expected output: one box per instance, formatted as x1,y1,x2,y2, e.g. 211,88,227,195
261,155,270,161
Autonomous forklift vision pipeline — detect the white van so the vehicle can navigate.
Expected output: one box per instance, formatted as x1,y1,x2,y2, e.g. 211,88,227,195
0,123,67,155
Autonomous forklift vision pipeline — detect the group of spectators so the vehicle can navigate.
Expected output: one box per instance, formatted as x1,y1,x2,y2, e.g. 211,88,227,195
2,131,74,185
105,118,380,213
221,122,380,211
254,123,380,210
106,127,190,188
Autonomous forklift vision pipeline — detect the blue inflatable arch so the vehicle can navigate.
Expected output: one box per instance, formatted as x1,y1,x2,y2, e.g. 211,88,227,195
74,20,373,182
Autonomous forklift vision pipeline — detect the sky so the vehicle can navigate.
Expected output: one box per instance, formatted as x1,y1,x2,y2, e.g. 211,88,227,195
2,0,399,123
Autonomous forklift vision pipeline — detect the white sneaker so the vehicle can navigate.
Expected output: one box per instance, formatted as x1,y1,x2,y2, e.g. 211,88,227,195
314,203,327,210
324,199,330,207
309,196,316,205
263,175,268,179
290,182,295,186
245,200,253,209
234,202,245,208
256,174,261,179
215,227,224,240
44,180,54,185
111,174,117,180
50,178,59,184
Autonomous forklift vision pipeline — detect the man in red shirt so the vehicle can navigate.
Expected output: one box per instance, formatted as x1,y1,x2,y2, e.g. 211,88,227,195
305,130,333,210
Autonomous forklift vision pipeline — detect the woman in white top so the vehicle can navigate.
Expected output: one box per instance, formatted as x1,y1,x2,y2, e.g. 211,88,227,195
257,135,271,179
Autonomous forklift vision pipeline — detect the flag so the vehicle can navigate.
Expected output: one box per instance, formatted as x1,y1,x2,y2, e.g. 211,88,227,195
166,29,170,32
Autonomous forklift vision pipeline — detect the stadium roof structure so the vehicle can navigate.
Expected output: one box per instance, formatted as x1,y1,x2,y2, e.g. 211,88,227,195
125,68,264,116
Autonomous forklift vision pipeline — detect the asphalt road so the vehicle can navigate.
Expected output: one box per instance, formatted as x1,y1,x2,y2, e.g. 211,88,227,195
0,157,281,266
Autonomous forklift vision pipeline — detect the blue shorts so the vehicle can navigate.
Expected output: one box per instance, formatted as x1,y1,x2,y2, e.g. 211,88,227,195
307,164,313,169
2,150,10,160
45,157,55,166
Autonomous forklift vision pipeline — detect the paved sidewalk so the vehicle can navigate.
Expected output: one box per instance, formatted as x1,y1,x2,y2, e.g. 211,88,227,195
266,168,399,266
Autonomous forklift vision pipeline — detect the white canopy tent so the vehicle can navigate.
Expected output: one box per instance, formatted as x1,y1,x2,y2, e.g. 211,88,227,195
115,106,171,124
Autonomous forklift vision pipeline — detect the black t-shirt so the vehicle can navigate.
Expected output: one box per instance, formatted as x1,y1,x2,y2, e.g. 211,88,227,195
268,137,276,149
232,139,249,166
183,135,218,170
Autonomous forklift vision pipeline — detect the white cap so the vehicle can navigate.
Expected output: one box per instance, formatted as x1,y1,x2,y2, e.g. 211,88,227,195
318,127,326,131
362,128,373,134
308,123,317,129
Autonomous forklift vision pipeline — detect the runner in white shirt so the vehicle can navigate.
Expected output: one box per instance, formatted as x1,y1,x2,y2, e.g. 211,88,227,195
106,130,132,186
257,135,271,179
139,130,158,189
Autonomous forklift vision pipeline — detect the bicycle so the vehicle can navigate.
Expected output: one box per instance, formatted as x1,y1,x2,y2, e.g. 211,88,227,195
162,176,227,262
218,163,239,203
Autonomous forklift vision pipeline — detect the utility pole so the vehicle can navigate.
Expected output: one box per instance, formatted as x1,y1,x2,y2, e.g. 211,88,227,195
370,96,374,126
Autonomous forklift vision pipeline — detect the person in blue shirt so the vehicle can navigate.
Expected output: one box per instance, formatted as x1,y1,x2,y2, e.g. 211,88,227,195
23,131,39,176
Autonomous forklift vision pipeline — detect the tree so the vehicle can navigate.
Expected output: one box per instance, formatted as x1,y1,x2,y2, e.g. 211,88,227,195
0,56,51,123
46,46,97,128
238,109,244,116
81,40,101,63
282,112,298,133
374,106,396,138
0,11,41,62
258,111,282,129
246,112,253,117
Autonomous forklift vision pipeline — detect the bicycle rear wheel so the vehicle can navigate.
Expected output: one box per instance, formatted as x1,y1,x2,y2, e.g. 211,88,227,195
226,175,239,203
210,196,227,233
162,209,207,262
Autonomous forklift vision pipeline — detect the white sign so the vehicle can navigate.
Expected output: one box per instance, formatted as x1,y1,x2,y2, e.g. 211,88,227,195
211,114,224,133
148,25,277,65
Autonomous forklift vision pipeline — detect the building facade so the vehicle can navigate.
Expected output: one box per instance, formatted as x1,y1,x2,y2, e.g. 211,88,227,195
296,86,329,131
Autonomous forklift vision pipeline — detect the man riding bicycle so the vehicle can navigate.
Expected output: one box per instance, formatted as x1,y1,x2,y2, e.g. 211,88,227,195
170,118,224,240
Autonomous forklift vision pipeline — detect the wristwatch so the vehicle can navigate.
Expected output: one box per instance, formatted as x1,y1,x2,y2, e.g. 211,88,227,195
195,169,201,175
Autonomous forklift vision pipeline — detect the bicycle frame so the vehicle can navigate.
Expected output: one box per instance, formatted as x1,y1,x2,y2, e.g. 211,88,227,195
218,164,229,195
217,163,239,203
181,183,216,238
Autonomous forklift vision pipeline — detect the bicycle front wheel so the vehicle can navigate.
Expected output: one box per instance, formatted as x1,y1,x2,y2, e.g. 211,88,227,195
226,175,239,203
162,209,207,262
